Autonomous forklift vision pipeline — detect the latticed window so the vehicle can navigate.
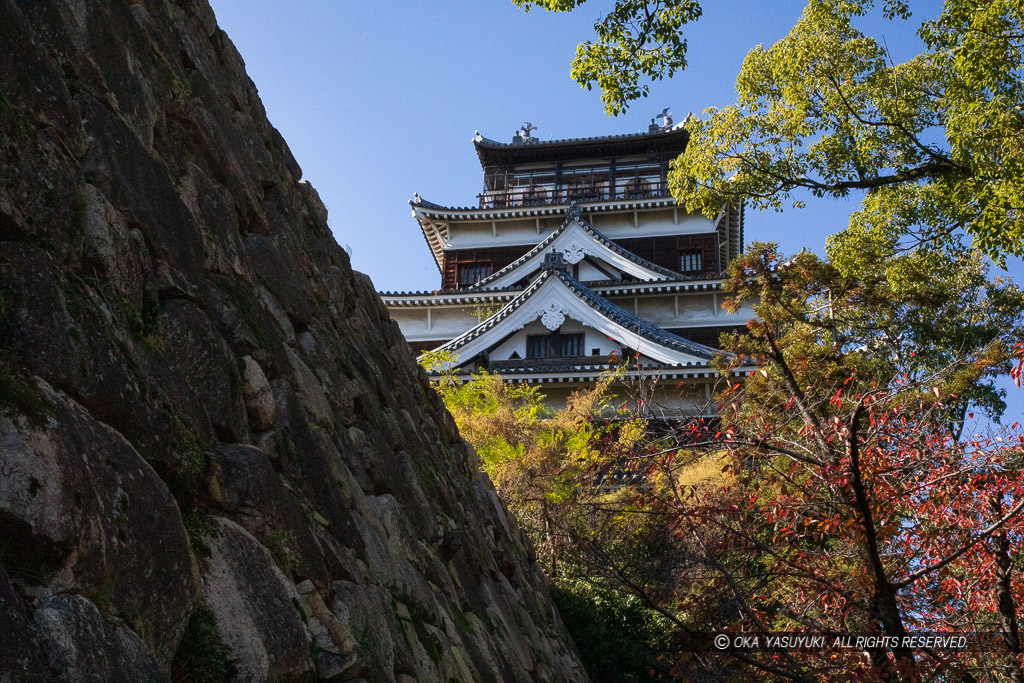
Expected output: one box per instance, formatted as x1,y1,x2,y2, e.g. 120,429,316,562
526,332,585,358
457,262,491,287
679,249,703,274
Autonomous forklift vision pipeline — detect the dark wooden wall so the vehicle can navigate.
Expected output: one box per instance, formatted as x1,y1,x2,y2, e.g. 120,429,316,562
664,324,748,349
439,231,720,291
441,245,533,290
610,234,719,277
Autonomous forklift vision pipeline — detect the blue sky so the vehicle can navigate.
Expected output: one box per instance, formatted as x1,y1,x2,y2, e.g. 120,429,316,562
209,0,1023,421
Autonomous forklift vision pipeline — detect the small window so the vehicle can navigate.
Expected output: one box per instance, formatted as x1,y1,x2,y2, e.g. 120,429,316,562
526,333,585,358
679,250,703,275
457,262,492,287
562,333,584,357
526,335,548,358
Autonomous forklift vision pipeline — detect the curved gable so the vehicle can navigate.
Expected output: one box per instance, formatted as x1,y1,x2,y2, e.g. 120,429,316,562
468,206,678,291
430,267,720,369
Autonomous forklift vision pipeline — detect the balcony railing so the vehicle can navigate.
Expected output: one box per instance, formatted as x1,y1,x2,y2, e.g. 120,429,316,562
477,180,672,209
487,355,621,371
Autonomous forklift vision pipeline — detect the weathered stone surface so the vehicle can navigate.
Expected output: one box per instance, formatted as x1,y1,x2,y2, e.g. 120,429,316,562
0,0,585,680
0,566,52,681
241,356,276,431
199,517,314,682
330,581,400,682
206,443,329,587
295,579,357,679
34,594,166,683
0,382,198,667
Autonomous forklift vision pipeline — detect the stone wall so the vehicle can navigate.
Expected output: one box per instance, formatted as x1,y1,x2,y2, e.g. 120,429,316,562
0,1,585,680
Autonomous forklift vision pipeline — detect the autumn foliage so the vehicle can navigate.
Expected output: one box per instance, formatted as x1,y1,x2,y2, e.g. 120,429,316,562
645,245,1024,681
423,242,1024,681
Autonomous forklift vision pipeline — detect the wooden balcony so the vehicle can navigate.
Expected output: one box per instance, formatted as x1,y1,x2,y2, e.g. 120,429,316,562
477,180,672,210
486,355,624,371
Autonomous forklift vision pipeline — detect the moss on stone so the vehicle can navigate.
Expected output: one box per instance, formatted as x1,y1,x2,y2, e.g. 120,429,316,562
417,621,445,665
91,571,117,611
0,351,53,428
183,513,219,562
0,88,32,137
218,277,279,353
262,530,296,576
164,407,207,512
67,185,87,263
0,289,53,428
170,604,237,683
122,294,161,344
449,606,474,636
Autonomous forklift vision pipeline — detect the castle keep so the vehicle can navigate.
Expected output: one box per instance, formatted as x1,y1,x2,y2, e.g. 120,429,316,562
382,117,753,414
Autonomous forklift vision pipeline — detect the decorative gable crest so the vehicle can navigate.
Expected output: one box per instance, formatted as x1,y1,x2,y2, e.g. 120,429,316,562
540,302,568,331
561,241,588,264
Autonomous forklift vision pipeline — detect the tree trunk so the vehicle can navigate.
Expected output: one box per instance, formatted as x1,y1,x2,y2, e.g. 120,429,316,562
991,496,1024,683
847,408,916,674
543,502,558,578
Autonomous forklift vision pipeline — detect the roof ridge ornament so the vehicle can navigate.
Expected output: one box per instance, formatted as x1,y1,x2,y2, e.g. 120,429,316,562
566,203,582,221
512,121,539,145
541,250,567,272
649,107,673,133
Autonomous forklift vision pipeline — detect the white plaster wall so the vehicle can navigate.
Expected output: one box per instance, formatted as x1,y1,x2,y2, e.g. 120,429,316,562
388,308,429,338
446,218,558,248
388,295,755,344
589,209,715,238
576,260,611,281
388,306,484,341
603,293,756,327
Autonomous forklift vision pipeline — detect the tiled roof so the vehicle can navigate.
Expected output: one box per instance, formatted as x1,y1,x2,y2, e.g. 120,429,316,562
434,267,720,364
379,287,520,297
472,121,687,150
408,195,449,211
409,193,679,215
554,269,719,361
467,205,678,290
478,361,709,375
378,274,726,301
585,275,720,287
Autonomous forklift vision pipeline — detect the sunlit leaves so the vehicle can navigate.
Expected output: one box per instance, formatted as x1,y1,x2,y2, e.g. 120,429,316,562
521,0,1024,255
514,0,702,115
673,0,1024,261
